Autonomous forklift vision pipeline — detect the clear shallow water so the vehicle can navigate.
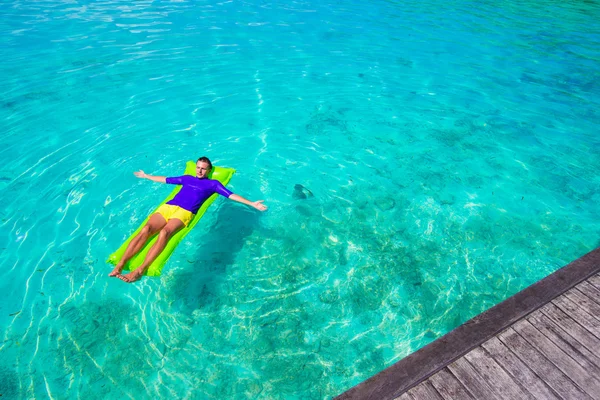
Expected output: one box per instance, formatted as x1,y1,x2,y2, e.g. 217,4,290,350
1,0,600,397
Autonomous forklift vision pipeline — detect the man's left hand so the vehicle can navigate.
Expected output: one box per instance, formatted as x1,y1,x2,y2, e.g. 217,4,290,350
252,200,267,211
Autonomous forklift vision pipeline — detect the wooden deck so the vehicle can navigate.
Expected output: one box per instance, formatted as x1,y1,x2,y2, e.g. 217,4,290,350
337,248,600,400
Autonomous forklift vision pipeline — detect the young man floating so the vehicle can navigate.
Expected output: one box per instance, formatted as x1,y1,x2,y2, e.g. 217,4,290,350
109,157,267,283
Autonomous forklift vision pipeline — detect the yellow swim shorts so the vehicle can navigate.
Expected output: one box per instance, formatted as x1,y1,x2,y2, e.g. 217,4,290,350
155,204,195,227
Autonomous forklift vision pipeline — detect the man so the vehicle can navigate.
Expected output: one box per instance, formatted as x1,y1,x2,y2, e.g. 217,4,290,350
109,156,267,283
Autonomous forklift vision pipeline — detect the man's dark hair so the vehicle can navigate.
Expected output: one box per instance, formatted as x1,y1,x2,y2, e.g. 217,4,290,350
197,156,213,170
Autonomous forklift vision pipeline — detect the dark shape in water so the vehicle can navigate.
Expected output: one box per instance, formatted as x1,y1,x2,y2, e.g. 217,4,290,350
424,330,436,339
293,184,314,200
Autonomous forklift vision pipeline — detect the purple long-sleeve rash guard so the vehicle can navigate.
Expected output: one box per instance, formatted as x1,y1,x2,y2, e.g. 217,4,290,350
165,175,233,214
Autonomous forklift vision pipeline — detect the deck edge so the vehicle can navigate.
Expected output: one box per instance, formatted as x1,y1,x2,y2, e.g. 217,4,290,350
335,247,600,400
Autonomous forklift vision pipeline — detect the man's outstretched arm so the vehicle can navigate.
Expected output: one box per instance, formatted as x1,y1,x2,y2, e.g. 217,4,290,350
134,170,167,183
228,194,267,211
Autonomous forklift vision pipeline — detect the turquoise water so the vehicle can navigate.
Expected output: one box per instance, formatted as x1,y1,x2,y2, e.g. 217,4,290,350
1,0,600,397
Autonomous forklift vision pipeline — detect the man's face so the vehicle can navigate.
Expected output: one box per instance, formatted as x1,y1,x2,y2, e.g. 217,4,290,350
196,161,211,178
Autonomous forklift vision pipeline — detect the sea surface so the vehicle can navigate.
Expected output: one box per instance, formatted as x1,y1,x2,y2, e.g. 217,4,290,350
1,0,599,398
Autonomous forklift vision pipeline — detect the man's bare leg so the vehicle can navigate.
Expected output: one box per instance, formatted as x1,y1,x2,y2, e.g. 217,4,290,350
119,218,184,283
109,213,166,277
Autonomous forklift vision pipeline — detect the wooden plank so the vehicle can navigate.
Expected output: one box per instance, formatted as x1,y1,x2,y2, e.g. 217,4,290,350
532,306,600,369
540,302,600,358
553,295,600,338
394,392,413,400
563,288,600,322
481,337,560,400
576,280,600,306
513,319,600,397
588,273,600,291
447,357,501,400
428,368,474,400
464,346,534,399
405,381,443,400
498,327,592,400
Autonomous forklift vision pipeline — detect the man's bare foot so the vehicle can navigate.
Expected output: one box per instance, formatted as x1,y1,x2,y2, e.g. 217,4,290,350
109,265,123,277
118,269,144,283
